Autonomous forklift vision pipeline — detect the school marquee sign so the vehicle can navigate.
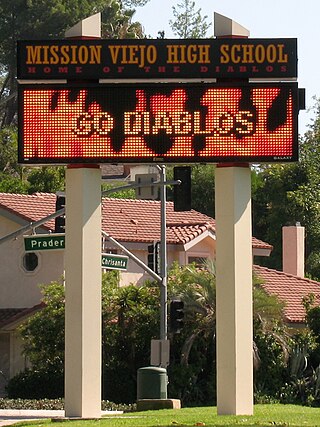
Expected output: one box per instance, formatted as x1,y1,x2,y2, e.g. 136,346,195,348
17,36,303,165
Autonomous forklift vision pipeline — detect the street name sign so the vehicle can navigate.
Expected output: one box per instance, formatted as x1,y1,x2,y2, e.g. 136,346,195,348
24,236,129,271
101,253,128,271
24,233,65,251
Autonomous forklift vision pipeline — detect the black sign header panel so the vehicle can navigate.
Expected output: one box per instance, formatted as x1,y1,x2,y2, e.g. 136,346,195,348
17,38,297,80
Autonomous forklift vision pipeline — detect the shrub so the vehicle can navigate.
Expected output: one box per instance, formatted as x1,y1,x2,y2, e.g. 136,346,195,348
6,369,63,399
254,327,288,397
0,398,135,412
102,284,160,403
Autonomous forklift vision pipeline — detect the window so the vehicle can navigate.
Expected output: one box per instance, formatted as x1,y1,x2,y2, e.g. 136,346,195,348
23,252,38,272
188,256,208,267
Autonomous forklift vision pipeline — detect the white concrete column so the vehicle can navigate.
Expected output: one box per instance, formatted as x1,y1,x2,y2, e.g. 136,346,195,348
215,165,253,415
64,165,101,418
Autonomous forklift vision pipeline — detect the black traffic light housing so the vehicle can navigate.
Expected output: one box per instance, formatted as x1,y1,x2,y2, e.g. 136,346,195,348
173,166,191,212
147,242,160,274
170,299,184,334
54,194,66,233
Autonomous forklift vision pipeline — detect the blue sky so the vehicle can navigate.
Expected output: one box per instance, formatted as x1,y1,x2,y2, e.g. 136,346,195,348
134,0,320,135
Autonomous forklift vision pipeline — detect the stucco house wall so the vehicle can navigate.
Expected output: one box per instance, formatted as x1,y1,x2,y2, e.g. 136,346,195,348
0,215,64,309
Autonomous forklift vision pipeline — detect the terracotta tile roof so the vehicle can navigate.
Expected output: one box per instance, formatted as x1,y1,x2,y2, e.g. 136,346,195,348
0,192,272,248
253,264,320,324
0,192,56,230
252,237,274,251
0,303,44,329
0,308,26,327
101,198,216,244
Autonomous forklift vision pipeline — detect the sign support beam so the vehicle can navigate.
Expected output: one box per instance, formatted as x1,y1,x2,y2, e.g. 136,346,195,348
215,13,253,416
215,165,253,415
64,14,102,419
64,165,101,418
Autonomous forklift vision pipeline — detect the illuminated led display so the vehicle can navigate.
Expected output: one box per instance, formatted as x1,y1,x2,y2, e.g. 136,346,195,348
18,83,298,164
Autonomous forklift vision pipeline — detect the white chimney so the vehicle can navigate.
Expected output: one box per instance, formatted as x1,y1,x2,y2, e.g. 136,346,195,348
282,224,305,277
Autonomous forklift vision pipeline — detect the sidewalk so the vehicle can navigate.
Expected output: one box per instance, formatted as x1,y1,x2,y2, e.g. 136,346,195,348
0,409,64,426
0,409,121,426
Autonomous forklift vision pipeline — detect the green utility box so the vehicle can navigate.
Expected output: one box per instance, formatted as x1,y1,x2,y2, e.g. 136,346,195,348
137,366,168,400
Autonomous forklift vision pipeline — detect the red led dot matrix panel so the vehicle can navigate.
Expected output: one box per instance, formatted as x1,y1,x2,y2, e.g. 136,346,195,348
18,83,298,164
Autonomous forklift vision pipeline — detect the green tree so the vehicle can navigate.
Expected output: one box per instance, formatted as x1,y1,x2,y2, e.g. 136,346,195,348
167,261,288,404
8,271,158,402
19,280,66,371
101,0,145,39
278,298,320,406
168,261,216,364
252,100,320,279
169,0,211,39
0,126,20,174
27,166,65,194
102,182,135,199
122,0,149,6
0,172,28,193
0,125,66,193
0,0,149,193
252,163,308,270
102,282,160,403
191,164,215,217
8,262,290,404
253,273,290,397
166,165,215,217
303,296,320,369
0,0,147,127
0,125,29,192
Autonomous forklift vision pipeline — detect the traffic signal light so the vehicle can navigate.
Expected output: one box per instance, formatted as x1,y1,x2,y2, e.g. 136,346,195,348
54,194,66,233
173,166,191,212
170,299,184,334
147,242,160,274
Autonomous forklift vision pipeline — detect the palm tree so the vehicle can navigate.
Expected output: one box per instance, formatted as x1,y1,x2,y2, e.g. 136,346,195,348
168,259,216,365
168,260,289,371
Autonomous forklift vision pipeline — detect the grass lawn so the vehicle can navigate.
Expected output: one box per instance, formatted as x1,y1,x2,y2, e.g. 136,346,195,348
13,404,320,427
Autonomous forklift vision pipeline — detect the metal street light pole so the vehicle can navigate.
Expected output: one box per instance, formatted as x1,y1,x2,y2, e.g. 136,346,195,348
159,165,168,341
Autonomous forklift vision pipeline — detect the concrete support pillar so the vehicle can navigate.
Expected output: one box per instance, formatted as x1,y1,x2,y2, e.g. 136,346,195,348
215,165,253,415
64,165,101,418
